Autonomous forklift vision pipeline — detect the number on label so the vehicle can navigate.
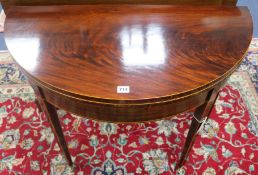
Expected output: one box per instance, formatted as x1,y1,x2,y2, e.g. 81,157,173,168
117,86,130,93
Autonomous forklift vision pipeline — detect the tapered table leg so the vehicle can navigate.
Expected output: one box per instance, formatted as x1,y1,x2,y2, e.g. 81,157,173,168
176,87,220,169
32,85,73,166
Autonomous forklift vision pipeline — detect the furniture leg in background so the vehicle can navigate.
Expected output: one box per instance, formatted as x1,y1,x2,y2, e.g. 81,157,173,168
176,86,221,169
31,84,73,166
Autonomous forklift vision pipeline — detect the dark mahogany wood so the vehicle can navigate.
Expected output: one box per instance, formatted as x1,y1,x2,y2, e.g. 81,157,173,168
4,5,252,121
176,84,221,169
31,84,73,166
4,4,252,169
1,0,238,12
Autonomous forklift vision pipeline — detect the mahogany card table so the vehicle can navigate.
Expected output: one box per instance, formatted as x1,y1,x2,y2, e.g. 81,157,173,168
4,5,252,169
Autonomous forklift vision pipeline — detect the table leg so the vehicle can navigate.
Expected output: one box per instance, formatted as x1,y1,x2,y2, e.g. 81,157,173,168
34,99,42,113
32,85,73,166
176,87,220,169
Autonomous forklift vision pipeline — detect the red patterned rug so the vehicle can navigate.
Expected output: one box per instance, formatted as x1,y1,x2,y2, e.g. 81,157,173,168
0,39,258,175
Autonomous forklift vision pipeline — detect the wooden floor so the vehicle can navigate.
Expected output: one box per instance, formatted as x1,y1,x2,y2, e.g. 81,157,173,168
0,0,257,51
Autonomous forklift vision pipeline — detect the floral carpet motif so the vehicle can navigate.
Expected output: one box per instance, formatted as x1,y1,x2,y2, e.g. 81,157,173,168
238,43,258,93
0,39,258,175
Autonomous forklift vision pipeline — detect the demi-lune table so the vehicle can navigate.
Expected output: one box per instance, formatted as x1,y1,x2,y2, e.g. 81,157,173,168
4,5,252,169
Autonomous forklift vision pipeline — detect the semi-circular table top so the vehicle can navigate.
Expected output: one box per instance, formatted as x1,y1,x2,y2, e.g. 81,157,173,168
4,5,253,105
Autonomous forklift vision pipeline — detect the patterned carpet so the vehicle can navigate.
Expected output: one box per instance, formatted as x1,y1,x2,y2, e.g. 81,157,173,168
0,39,257,174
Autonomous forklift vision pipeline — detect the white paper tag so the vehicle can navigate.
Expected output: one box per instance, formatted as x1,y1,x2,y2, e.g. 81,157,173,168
117,86,130,93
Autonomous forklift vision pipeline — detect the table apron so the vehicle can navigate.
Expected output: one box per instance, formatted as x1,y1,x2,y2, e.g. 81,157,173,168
37,85,219,123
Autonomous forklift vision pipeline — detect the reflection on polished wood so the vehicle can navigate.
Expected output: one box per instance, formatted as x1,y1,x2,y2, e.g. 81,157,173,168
4,5,252,169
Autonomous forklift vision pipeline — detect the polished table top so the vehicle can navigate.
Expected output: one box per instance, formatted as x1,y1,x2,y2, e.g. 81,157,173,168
4,5,252,105
3,5,253,167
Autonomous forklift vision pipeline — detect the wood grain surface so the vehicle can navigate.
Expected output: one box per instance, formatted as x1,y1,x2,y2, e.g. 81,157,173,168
3,5,252,168
4,5,252,104
0,0,238,12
